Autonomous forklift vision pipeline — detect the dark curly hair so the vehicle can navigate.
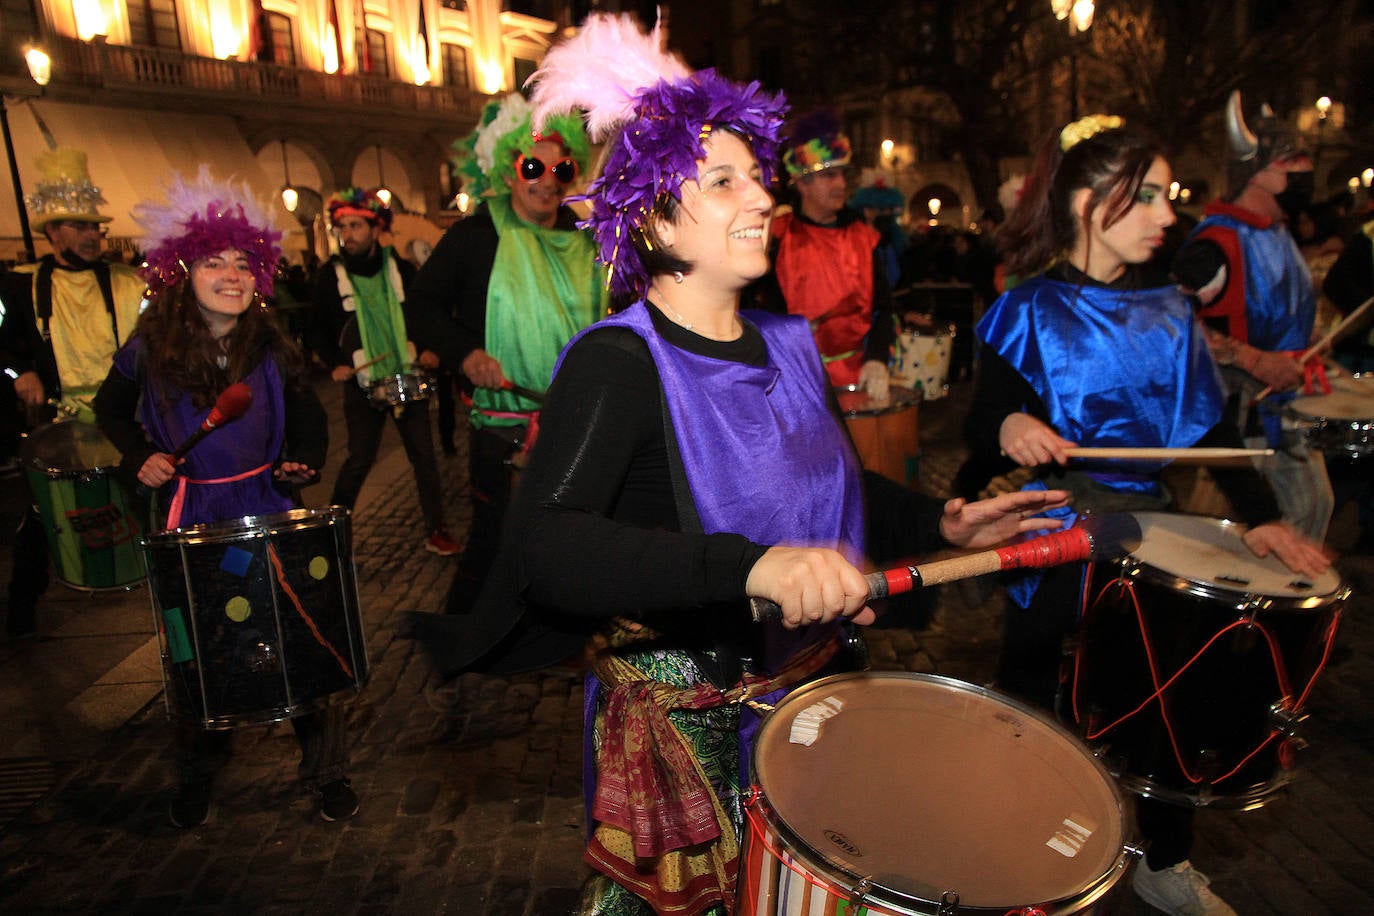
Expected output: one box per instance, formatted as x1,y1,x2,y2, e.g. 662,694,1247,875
136,276,305,411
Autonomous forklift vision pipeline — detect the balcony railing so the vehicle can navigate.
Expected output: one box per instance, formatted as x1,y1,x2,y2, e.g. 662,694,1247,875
50,35,485,122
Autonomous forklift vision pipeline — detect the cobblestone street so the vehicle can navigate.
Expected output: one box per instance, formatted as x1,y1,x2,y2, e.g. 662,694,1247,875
0,375,1370,914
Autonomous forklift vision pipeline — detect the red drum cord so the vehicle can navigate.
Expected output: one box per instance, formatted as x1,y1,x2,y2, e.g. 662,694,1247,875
267,542,354,680
1070,576,1341,787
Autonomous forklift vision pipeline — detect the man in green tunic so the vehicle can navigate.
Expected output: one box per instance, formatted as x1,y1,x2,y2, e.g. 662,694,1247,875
308,188,462,556
408,93,607,614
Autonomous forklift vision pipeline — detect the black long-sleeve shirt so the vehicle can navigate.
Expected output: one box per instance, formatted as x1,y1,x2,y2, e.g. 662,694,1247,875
964,263,1282,527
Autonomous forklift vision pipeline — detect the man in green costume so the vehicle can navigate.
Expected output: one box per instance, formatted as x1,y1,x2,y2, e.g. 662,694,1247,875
409,93,607,614
309,187,462,556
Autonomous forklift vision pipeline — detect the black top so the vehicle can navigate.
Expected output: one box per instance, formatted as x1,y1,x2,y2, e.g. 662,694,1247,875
421,304,952,674
964,263,1282,526
92,330,328,492
404,204,582,374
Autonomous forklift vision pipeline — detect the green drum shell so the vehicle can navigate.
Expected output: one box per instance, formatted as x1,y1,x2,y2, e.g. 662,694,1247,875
20,421,146,591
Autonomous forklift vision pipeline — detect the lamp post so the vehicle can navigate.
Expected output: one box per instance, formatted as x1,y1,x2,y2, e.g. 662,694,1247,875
1052,0,1094,121
1,43,51,263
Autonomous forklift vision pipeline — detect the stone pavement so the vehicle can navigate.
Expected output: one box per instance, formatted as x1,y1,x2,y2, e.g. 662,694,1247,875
0,373,1370,915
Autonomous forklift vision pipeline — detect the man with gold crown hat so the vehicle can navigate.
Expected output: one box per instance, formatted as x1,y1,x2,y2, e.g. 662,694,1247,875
755,109,897,402
0,147,145,639
1173,91,1333,542
407,92,607,615
307,187,462,559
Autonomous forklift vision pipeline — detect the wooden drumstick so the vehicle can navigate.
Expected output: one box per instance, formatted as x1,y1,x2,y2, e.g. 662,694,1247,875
749,512,1143,623
1065,446,1274,461
1252,294,1374,402
497,380,546,403
348,351,393,377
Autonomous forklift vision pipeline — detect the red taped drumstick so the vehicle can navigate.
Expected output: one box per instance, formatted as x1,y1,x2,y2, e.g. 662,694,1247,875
171,382,253,460
749,512,1143,623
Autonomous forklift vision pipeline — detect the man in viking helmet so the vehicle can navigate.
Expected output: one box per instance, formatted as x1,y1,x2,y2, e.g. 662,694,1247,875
1173,90,1333,542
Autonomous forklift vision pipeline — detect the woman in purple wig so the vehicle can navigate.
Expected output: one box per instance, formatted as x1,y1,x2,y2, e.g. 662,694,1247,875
449,14,1075,914
93,168,358,829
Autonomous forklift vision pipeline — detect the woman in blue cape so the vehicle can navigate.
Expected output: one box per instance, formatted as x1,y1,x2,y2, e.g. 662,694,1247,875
966,116,1329,916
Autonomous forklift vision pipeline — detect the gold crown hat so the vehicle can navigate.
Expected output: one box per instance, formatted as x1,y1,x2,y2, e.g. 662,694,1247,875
24,147,113,229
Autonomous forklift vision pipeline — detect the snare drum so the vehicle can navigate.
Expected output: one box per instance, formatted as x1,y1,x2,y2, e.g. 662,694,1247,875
142,507,368,729
1285,373,1374,459
837,385,920,486
369,369,431,408
741,672,1129,915
20,421,146,591
1072,512,1345,809
891,324,956,400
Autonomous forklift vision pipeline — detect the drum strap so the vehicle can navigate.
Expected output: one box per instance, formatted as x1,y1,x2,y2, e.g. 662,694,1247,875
165,463,272,530
34,256,119,345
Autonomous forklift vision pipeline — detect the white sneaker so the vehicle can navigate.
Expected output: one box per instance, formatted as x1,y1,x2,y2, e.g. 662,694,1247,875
1131,859,1237,916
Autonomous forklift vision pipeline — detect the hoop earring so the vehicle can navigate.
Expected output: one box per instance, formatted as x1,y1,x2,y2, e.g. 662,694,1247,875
672,271,684,284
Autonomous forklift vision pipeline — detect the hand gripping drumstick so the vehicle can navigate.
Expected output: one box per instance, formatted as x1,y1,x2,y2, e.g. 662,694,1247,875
347,351,392,378
1252,294,1374,402
749,512,1143,623
136,383,252,496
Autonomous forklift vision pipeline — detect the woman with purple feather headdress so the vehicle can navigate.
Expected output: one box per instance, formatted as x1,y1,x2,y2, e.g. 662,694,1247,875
93,168,360,829
439,13,1071,913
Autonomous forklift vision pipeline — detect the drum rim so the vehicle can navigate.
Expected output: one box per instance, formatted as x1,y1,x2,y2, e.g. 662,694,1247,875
19,420,123,476
167,691,360,731
835,383,921,416
748,671,1130,912
1116,512,1344,607
140,505,351,546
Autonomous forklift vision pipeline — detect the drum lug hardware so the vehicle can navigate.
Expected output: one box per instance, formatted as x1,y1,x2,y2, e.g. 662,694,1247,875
1124,842,1146,861
1270,701,1309,740
937,889,961,914
849,877,875,910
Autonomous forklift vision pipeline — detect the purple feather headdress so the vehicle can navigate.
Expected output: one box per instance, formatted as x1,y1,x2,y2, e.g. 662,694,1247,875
527,13,787,297
134,166,282,298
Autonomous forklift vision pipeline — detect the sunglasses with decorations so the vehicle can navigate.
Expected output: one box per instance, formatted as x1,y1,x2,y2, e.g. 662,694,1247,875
517,153,578,185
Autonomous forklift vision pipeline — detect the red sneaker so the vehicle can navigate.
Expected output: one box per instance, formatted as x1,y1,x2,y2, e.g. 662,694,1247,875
425,530,464,557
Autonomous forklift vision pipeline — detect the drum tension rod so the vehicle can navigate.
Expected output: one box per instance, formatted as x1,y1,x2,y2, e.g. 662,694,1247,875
936,890,960,915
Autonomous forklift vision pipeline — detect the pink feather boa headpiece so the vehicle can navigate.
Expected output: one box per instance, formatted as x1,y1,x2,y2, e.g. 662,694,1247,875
527,13,787,298
134,166,282,298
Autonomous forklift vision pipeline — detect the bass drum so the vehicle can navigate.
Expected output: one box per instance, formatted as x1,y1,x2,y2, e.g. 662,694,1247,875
1072,512,1345,809
741,672,1130,915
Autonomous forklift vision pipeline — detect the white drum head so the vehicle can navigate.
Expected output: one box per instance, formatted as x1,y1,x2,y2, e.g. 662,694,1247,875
1127,512,1341,599
753,672,1125,911
1288,385,1374,422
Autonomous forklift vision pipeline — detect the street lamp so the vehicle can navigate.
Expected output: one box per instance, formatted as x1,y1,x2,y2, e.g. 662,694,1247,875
1053,0,1094,121
373,145,393,208
279,140,298,213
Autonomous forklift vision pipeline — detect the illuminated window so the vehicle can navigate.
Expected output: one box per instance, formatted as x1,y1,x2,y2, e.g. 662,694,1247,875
364,28,390,77
126,0,181,50
441,42,469,89
258,11,296,66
